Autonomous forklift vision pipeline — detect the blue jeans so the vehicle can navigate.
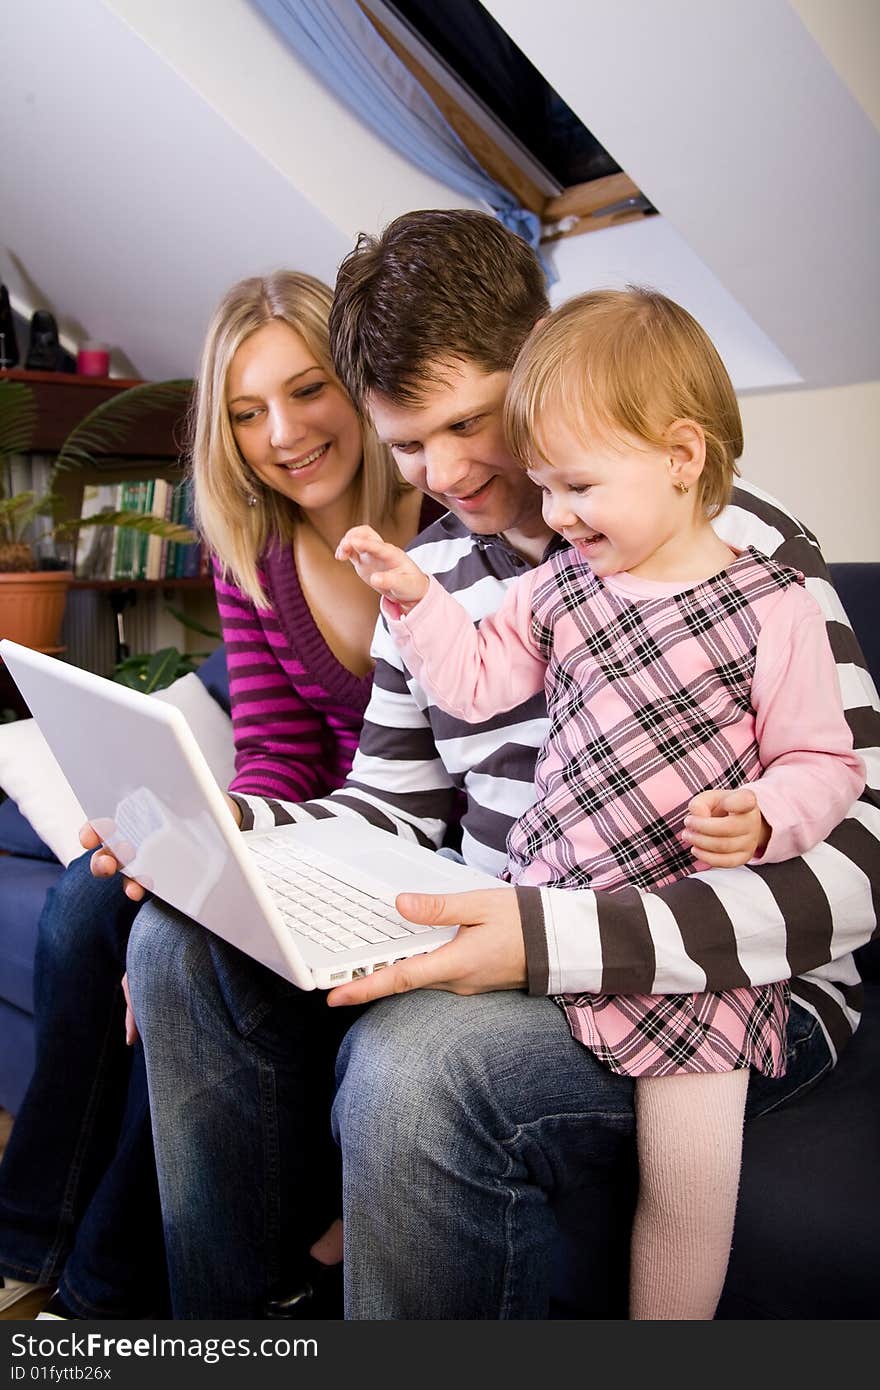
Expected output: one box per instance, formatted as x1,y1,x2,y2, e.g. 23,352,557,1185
130,896,833,1320
0,852,168,1317
126,900,357,1319
332,989,833,1318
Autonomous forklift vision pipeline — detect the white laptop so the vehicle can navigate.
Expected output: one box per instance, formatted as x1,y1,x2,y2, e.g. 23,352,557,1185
0,638,503,990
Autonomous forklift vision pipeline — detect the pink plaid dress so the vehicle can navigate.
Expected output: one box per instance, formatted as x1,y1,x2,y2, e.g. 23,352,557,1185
506,546,796,1078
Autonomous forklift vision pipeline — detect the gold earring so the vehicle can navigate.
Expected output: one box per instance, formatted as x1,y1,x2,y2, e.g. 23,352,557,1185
675,481,689,495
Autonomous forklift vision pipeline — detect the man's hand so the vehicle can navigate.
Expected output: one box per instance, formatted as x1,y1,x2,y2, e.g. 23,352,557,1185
336,525,430,611
683,787,770,867
326,887,527,1007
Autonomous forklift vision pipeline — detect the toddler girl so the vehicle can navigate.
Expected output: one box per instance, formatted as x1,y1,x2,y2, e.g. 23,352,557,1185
337,288,864,1319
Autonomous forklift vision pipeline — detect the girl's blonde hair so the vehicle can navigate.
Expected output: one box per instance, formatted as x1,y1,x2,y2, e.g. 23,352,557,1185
504,286,742,519
191,270,407,605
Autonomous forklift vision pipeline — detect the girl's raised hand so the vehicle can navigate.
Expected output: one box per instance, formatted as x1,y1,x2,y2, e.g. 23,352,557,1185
336,525,430,610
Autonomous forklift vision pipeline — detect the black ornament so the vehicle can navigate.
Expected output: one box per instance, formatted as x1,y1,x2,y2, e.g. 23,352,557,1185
0,284,19,369
25,309,64,372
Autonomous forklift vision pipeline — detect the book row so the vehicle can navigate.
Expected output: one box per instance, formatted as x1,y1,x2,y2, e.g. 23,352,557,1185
75,477,207,581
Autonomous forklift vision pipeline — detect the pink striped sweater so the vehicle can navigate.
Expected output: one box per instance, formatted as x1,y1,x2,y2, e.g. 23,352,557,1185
215,500,440,804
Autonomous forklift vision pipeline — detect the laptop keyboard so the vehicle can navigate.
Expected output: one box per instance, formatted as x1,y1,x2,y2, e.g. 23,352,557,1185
248,831,431,955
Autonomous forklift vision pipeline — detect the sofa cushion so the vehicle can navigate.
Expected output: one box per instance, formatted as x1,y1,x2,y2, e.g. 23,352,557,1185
829,563,880,684
0,665,235,866
195,644,231,713
0,795,58,863
0,855,64,1013
717,982,880,1318
0,717,86,865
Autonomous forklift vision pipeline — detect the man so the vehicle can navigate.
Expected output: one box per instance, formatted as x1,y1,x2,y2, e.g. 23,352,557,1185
127,211,878,1318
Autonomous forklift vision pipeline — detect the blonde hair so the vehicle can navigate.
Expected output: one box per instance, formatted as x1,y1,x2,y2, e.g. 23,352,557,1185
504,287,742,519
191,270,407,605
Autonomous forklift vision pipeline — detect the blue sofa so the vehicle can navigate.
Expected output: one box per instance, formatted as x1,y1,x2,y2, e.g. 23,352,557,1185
0,646,233,1114
1,571,877,1318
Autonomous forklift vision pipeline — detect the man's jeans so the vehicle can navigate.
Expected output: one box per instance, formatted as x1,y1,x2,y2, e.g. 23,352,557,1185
129,893,833,1319
332,988,832,1317
127,899,357,1319
0,853,167,1317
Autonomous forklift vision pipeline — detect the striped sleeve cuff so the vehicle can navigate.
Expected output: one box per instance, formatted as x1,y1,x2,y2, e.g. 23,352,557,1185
515,886,550,995
517,884,606,996
227,793,305,832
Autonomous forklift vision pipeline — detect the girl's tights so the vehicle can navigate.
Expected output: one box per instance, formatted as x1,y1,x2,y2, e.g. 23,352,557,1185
629,1067,749,1319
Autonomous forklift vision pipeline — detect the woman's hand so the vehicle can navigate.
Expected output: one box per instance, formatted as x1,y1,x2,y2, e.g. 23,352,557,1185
79,796,241,901
336,525,429,611
121,972,139,1046
79,822,149,901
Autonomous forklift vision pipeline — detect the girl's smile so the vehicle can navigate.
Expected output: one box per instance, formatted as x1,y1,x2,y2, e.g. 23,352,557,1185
527,415,729,583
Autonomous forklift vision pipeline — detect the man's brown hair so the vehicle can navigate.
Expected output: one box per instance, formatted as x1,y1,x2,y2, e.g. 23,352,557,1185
329,209,549,411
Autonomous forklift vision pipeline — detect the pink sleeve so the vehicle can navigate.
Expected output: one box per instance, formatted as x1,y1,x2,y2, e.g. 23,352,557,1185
384,570,546,720
747,586,866,862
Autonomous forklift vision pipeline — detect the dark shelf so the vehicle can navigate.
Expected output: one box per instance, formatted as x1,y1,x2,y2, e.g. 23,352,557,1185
71,577,212,592
0,366,191,458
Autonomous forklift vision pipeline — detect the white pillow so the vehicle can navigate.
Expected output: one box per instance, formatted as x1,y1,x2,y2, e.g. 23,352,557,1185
0,671,235,866
152,673,236,791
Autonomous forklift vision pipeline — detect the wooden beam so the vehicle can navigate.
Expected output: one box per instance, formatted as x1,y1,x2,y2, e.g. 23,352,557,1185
544,173,642,221
541,173,652,242
357,1,547,215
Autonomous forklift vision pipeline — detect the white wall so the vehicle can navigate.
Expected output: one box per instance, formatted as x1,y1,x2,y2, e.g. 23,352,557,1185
740,2,880,560
1,0,474,380
491,0,880,560
549,217,801,394
103,0,475,240
738,381,880,561
486,0,880,390
791,0,880,130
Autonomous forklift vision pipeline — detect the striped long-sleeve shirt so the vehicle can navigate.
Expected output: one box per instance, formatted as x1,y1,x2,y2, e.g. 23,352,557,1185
230,480,880,1064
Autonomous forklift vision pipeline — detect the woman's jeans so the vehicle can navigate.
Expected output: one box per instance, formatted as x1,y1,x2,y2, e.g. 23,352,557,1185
127,895,834,1320
0,852,168,1317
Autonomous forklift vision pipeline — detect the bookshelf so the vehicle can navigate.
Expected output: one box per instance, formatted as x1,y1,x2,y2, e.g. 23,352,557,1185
0,367,185,459
71,577,213,592
1,368,218,671
1,366,203,583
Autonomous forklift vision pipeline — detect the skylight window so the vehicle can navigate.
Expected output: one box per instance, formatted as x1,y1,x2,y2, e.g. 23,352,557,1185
360,0,656,240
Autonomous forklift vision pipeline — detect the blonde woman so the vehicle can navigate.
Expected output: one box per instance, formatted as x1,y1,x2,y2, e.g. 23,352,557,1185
0,272,438,1320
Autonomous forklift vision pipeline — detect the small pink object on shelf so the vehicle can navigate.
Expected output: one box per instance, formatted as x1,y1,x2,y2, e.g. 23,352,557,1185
76,342,110,377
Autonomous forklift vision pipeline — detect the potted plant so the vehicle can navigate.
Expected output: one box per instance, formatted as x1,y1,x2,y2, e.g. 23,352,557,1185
112,608,221,693
0,376,195,653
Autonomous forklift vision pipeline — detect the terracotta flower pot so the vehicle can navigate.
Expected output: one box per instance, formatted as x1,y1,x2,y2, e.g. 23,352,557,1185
0,570,74,653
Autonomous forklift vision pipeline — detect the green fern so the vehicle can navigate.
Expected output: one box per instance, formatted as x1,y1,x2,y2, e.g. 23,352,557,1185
54,509,195,543
0,376,197,559
112,645,207,692
0,380,37,459
0,490,63,545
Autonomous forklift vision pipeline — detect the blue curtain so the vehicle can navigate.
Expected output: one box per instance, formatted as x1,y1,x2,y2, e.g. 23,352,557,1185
251,0,556,283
